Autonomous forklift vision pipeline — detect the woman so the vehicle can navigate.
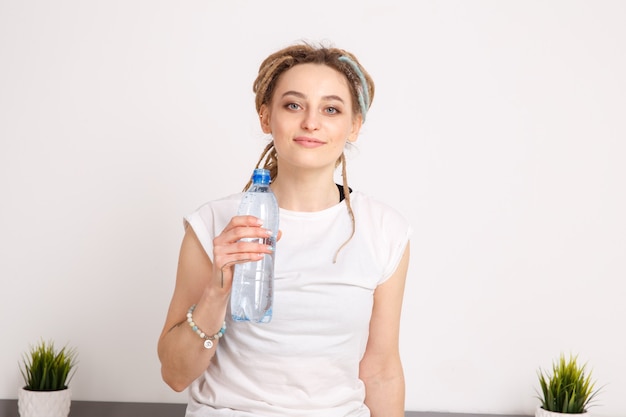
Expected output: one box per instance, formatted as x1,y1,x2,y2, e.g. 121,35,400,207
158,42,412,417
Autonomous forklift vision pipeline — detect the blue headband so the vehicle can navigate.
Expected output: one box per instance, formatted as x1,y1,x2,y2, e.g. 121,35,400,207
338,56,370,122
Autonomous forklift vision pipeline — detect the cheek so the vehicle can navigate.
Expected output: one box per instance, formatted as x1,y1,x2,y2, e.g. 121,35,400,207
339,126,356,143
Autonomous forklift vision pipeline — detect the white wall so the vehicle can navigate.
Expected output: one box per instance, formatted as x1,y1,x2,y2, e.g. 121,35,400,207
1,1,624,416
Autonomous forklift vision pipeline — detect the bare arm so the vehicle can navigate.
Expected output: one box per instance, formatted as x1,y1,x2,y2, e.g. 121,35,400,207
359,243,410,417
157,216,273,391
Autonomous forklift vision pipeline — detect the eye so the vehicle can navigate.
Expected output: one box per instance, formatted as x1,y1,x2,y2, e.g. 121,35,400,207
286,103,301,111
325,107,340,115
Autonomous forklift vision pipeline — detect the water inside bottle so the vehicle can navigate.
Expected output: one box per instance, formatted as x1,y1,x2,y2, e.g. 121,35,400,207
231,237,275,323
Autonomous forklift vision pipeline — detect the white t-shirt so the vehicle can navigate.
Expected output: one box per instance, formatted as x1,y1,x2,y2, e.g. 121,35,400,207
184,191,412,417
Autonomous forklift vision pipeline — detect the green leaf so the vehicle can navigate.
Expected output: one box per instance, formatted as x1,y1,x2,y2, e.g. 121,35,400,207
534,353,601,413
19,339,78,391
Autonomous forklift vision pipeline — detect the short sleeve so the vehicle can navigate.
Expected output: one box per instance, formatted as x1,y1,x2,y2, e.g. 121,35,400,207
183,194,242,263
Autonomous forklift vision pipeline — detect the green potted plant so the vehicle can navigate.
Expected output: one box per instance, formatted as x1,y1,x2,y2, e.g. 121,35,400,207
535,353,601,417
18,339,78,417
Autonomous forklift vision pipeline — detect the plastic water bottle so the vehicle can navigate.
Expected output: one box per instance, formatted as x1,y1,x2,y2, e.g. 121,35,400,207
230,168,279,323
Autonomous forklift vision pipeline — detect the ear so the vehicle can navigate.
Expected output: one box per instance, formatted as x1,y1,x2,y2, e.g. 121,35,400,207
347,114,363,143
259,105,271,134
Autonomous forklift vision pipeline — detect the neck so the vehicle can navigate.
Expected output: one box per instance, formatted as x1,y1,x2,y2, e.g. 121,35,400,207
271,171,340,212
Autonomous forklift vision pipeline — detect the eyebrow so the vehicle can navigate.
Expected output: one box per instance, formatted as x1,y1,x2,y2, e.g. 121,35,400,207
281,90,345,103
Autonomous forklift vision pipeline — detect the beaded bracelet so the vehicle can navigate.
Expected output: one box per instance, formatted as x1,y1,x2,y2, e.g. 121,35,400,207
187,304,226,349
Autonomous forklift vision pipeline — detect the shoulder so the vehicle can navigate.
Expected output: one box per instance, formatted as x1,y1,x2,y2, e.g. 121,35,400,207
182,193,243,258
350,191,412,282
184,192,243,233
351,191,412,233
192,193,242,216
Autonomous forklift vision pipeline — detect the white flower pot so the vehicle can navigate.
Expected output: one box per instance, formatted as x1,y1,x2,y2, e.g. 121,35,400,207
535,407,590,417
17,387,71,417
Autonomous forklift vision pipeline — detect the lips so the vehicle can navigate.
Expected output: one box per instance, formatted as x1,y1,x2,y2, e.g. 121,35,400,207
293,136,325,148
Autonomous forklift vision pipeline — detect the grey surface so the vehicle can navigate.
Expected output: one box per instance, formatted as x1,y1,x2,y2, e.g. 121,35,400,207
0,400,183,417
0,399,530,417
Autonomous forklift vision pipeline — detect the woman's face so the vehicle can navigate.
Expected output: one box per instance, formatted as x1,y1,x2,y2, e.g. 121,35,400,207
260,63,362,174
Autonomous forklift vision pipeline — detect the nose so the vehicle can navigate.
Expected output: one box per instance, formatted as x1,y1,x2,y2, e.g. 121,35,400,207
301,110,320,131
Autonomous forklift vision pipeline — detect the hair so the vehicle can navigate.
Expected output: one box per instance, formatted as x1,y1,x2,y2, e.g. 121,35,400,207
246,42,375,262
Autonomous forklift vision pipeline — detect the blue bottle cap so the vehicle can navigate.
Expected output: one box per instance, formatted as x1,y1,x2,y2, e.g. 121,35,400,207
251,168,271,184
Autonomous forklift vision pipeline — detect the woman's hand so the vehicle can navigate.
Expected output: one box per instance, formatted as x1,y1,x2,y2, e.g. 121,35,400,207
211,215,280,292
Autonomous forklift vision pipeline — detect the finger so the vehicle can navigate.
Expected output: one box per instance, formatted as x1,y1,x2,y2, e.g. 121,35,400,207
215,251,267,289
228,215,264,228
219,258,252,288
216,222,273,246
213,215,262,245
